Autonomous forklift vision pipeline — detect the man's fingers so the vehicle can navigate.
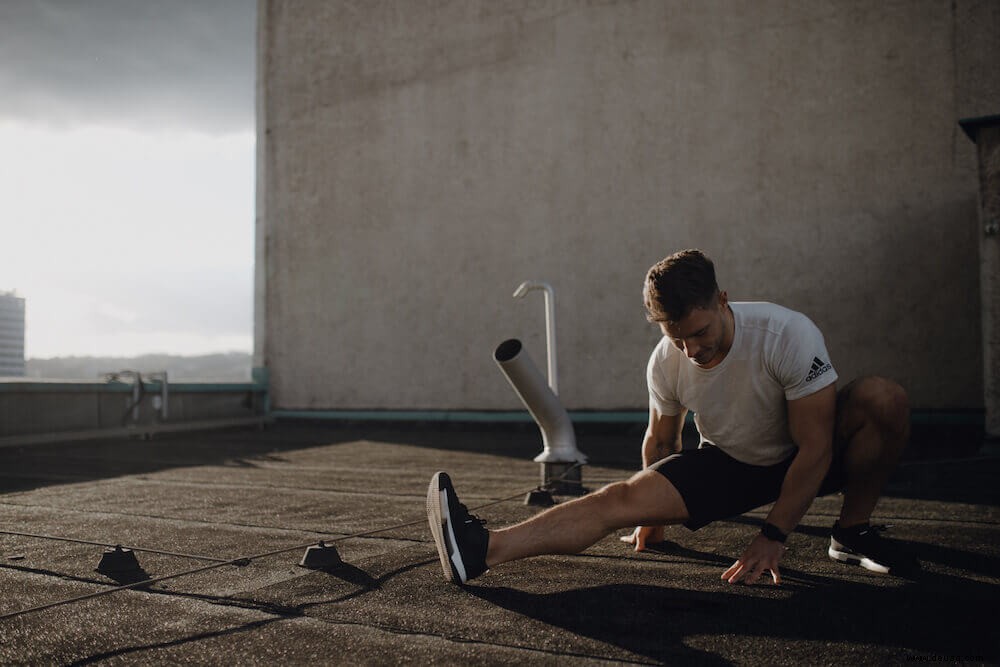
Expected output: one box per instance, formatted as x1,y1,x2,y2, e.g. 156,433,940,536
723,562,782,586
621,528,656,552
620,529,644,551
746,564,769,586
753,566,779,586
722,560,743,583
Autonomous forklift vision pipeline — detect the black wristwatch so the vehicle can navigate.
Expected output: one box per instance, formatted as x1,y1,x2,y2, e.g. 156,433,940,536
760,522,788,543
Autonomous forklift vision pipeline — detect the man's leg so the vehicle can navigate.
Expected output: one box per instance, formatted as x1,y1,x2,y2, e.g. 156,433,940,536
834,376,910,527
427,468,689,583
487,468,690,566
828,376,918,575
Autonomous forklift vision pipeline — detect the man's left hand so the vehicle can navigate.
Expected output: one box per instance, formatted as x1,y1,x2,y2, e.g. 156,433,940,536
722,534,786,585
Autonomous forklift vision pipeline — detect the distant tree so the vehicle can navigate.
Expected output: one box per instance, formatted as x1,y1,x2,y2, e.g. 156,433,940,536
26,352,252,382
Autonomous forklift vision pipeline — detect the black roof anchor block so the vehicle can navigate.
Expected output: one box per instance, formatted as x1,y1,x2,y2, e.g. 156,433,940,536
96,545,142,576
299,541,342,569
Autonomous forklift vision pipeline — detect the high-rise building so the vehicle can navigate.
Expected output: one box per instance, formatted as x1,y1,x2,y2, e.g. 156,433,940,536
0,292,25,377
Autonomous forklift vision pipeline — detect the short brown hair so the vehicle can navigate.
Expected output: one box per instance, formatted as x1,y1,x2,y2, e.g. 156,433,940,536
643,249,719,323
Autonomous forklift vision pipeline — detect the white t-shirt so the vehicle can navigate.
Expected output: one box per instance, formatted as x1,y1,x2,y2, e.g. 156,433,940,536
646,302,838,466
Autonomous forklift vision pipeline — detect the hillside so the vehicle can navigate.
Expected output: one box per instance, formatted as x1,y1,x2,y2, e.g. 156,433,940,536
26,352,253,382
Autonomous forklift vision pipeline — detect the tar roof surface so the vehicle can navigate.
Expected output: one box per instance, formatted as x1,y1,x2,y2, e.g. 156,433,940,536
1,423,997,665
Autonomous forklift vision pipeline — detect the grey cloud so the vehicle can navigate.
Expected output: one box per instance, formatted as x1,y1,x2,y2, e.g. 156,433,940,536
0,0,255,132
82,266,253,337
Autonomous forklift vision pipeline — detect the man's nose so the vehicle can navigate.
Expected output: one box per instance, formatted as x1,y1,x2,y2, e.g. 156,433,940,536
684,341,700,358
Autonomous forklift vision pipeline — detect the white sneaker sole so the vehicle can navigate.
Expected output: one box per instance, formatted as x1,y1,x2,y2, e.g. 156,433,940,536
828,544,891,574
426,472,466,583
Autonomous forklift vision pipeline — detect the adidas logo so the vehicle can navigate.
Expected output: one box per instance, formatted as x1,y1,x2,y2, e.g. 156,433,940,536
805,357,832,382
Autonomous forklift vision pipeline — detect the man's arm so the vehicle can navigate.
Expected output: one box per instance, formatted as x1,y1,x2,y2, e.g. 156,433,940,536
622,405,687,551
642,405,687,468
765,383,837,533
722,383,836,584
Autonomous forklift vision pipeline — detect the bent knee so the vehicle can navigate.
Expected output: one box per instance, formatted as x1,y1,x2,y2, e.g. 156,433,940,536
856,376,909,421
844,376,910,437
593,480,634,508
592,473,687,528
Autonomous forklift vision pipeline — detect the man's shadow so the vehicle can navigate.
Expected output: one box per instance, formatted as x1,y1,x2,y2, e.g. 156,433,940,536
724,516,1000,579
466,540,999,664
469,581,729,664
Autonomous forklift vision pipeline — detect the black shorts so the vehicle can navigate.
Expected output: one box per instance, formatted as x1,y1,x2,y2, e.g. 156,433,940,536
651,442,847,530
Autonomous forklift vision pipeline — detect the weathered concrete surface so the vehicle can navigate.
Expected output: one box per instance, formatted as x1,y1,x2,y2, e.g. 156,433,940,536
0,424,997,664
971,123,1000,437
257,1,1000,412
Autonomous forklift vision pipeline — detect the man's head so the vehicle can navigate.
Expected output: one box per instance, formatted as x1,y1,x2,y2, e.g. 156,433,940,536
644,249,732,368
643,249,720,324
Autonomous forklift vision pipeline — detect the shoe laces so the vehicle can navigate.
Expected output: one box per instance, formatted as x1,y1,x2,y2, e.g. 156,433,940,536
838,521,891,534
842,524,899,553
456,501,487,528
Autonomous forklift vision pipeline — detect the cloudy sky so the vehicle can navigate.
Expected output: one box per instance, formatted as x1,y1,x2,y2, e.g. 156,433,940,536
0,0,256,358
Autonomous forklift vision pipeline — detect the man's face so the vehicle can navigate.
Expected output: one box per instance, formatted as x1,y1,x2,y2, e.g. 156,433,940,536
659,296,731,369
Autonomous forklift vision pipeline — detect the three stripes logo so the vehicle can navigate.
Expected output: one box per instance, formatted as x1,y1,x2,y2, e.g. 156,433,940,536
805,357,832,382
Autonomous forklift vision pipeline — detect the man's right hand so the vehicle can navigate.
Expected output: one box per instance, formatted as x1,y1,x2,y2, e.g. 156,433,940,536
620,525,665,551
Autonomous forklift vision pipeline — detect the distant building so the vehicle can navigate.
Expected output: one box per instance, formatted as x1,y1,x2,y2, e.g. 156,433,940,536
0,292,25,377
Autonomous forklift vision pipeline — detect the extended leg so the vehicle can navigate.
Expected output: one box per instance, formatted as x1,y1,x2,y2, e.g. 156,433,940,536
487,469,689,566
427,468,689,583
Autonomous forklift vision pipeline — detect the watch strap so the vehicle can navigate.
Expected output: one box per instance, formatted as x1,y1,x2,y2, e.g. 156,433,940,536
761,522,788,543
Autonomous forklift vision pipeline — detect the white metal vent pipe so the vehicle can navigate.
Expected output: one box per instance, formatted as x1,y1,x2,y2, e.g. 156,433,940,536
494,339,587,464
512,281,557,394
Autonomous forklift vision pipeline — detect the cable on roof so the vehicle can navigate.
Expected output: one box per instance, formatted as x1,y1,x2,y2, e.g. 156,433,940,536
0,530,231,564
0,464,584,622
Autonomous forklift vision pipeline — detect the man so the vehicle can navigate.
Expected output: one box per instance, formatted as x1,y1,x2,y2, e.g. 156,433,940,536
427,249,916,586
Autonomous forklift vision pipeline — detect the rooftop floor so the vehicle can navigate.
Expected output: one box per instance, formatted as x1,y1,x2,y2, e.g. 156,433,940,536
1,423,997,664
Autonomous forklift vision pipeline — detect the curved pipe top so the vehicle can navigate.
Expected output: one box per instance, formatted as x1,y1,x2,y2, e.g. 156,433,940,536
512,280,558,394
513,281,552,299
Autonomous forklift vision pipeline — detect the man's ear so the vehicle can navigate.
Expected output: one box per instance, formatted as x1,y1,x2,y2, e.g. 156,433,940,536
718,290,728,308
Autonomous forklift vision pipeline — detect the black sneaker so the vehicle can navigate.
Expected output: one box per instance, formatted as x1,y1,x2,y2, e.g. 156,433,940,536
427,471,489,584
828,522,919,576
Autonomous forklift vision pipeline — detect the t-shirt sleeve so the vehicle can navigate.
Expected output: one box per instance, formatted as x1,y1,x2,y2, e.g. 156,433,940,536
647,344,684,416
771,313,838,401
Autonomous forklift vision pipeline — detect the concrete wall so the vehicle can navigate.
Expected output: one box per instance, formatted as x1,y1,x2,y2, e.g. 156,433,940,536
257,0,1000,411
969,120,1000,436
0,381,267,445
